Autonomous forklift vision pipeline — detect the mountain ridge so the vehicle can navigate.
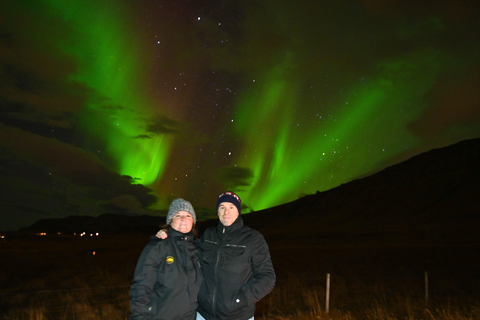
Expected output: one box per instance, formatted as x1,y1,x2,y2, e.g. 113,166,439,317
14,138,480,244
242,137,480,244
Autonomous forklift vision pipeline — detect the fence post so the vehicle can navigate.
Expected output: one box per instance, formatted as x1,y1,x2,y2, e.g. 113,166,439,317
424,271,429,302
325,273,330,313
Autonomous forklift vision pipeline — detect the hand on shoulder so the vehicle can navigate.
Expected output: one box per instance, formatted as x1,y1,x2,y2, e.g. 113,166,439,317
156,229,168,239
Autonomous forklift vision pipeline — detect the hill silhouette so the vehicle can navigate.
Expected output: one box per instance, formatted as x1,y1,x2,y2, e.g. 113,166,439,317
19,138,480,244
244,137,480,245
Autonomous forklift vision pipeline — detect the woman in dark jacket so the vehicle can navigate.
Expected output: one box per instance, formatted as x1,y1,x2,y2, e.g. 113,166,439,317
129,198,202,320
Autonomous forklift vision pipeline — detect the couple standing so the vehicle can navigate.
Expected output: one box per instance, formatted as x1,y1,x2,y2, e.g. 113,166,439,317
129,191,276,320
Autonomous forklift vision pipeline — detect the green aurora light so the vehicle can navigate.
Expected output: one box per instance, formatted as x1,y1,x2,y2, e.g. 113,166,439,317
43,0,171,186
4,0,478,221
233,49,446,210
38,1,463,212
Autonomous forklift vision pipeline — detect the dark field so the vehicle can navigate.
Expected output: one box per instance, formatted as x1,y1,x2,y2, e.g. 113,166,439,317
1,234,479,319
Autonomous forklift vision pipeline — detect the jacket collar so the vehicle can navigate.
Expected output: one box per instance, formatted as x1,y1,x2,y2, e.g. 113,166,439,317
217,214,244,234
168,227,194,241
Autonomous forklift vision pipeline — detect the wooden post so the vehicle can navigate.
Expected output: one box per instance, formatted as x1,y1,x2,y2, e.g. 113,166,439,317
424,271,429,302
325,273,330,313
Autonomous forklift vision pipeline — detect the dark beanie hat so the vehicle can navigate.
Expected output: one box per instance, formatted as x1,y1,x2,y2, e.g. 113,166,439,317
167,198,196,225
216,191,241,215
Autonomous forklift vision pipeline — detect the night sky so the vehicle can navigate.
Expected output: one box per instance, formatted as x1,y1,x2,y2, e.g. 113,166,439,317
1,0,480,231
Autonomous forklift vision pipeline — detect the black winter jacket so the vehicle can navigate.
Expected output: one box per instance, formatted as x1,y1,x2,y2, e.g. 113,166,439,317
129,228,202,320
197,215,275,320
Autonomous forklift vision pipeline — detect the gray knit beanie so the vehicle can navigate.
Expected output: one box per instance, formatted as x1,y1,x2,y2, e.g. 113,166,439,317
166,198,196,225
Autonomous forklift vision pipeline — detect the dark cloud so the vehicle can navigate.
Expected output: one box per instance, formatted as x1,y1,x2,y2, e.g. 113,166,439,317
133,134,153,139
0,1,163,231
146,115,180,134
0,125,158,230
408,65,480,137
360,0,479,23
0,1,91,151
0,2,84,118
216,166,254,191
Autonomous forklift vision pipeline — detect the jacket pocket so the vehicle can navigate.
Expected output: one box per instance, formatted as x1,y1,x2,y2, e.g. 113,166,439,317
223,244,247,273
199,240,217,266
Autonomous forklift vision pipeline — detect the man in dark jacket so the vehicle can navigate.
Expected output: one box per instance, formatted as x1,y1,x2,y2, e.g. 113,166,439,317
130,198,202,320
196,191,276,320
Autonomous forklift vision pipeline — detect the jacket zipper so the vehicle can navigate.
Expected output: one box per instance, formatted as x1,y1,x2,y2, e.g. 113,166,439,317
212,247,220,319
226,244,246,248
181,237,190,297
203,238,219,317
211,227,229,319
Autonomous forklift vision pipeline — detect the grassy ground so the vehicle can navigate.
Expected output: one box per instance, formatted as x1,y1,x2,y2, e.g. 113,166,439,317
1,235,478,319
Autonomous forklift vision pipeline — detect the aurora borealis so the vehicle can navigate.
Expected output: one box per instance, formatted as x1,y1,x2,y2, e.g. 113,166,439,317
1,0,480,231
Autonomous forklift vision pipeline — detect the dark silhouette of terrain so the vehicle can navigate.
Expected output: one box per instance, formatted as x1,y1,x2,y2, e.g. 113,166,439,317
18,138,480,246
245,138,480,245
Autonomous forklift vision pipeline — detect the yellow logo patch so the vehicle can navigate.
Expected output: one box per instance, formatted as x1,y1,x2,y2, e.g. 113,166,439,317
166,256,174,264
